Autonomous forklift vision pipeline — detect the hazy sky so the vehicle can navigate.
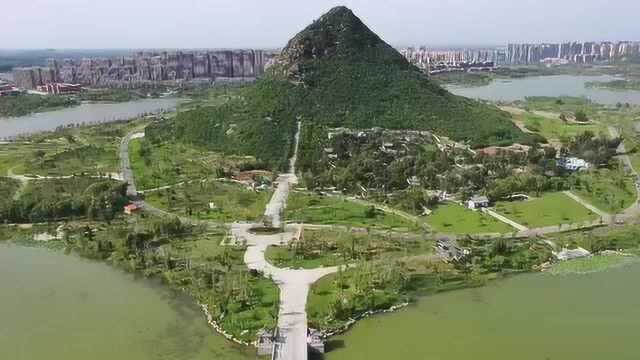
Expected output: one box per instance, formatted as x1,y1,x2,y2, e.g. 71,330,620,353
2,0,639,49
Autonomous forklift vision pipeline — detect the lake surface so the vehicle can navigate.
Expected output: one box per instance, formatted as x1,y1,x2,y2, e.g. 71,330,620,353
0,244,256,360
0,98,178,139
447,75,640,105
327,262,640,360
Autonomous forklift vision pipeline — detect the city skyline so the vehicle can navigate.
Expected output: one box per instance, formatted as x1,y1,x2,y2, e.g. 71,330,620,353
2,0,640,49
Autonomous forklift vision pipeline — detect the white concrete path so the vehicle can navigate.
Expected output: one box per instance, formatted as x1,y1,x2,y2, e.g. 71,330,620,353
563,191,611,220
234,223,338,360
233,122,337,360
482,208,529,231
120,131,145,197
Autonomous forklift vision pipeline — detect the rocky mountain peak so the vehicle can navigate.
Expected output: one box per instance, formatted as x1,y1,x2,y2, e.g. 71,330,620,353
276,6,403,79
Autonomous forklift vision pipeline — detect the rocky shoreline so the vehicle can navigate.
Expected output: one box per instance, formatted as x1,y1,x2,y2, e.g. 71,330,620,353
198,302,254,347
323,302,410,338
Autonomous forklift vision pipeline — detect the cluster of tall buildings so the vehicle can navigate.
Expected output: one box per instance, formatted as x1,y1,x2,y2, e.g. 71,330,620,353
401,47,502,67
506,41,640,65
401,41,640,72
13,49,277,89
400,47,502,74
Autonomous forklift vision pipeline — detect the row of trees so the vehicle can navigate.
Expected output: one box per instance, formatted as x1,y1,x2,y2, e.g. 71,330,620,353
0,178,128,224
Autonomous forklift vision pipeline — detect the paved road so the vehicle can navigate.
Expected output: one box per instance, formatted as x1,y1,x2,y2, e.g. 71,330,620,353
232,122,339,360
264,122,301,229
234,223,338,360
120,131,145,197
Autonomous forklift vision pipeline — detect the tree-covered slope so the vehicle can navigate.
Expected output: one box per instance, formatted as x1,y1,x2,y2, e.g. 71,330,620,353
149,6,536,169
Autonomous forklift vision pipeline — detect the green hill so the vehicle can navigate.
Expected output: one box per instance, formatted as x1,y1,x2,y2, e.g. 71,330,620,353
148,6,536,169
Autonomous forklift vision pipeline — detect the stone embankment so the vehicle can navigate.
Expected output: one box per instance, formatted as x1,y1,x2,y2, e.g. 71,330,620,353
322,302,410,338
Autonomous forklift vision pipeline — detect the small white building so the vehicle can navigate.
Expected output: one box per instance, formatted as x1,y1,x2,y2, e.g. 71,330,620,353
558,157,591,171
467,195,490,209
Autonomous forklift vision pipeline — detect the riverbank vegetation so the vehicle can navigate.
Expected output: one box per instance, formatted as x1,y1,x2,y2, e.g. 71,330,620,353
0,95,79,117
79,88,146,103
306,234,553,331
433,64,640,88
586,79,640,91
548,254,634,275
0,177,128,224
432,72,494,87
144,180,271,223
553,224,640,254
0,216,279,343
0,119,147,177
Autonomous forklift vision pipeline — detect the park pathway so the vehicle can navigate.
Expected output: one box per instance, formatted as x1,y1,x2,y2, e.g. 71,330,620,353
264,122,301,228
563,191,611,220
231,122,340,360
482,208,529,231
120,131,145,197
607,126,640,219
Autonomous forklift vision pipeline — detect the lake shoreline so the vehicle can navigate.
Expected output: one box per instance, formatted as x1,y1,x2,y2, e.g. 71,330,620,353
0,238,257,357
0,97,179,139
447,74,640,105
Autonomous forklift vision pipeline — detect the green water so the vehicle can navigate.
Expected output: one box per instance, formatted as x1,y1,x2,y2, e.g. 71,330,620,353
327,263,640,360
0,244,256,360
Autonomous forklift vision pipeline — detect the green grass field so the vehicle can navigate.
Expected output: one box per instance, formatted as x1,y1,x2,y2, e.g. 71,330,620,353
266,245,344,269
265,227,432,269
494,192,599,228
521,113,602,141
549,255,635,275
128,138,257,190
286,192,420,231
0,120,146,177
426,203,514,234
265,225,433,269
572,170,636,213
145,180,271,222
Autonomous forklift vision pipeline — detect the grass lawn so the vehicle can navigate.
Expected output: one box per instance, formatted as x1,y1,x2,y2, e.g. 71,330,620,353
521,113,602,141
145,179,271,222
494,192,599,228
0,120,146,177
128,138,256,190
426,203,514,234
265,228,433,270
286,192,421,231
572,170,636,213
549,254,635,275
266,245,344,269
179,87,243,111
